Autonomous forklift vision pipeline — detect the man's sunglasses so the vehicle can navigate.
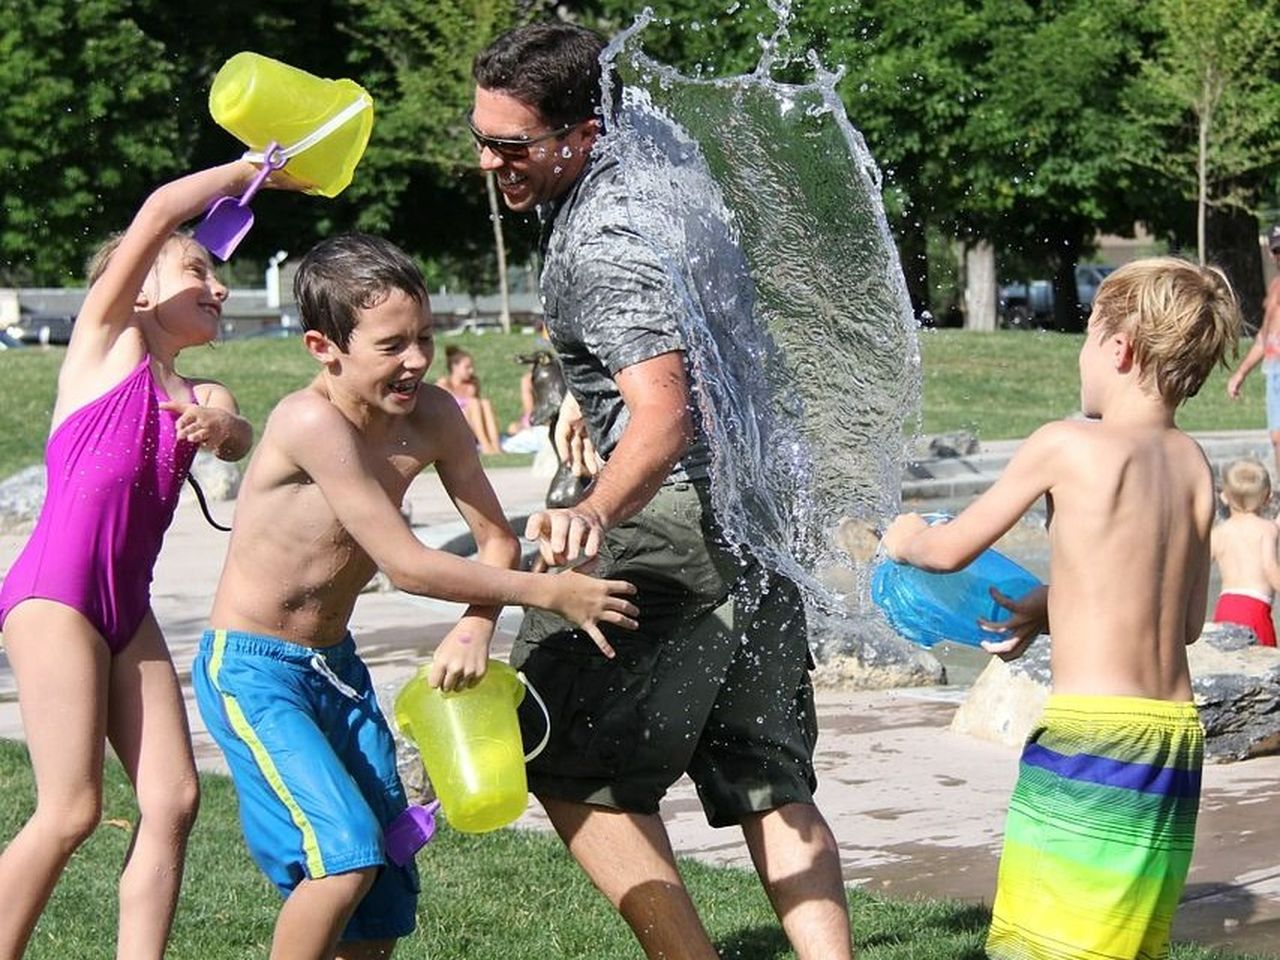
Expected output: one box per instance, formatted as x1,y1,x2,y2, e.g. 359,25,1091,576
467,114,583,160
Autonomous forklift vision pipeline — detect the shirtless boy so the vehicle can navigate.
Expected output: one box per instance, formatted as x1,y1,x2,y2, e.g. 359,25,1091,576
884,257,1241,960
193,233,636,960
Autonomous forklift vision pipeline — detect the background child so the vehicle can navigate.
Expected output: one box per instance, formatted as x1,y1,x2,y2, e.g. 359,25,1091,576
193,233,637,960
883,257,1241,960
0,160,295,959
1210,456,1280,646
436,344,502,454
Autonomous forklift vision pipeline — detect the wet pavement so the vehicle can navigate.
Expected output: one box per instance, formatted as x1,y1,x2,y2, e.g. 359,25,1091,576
2,442,1279,955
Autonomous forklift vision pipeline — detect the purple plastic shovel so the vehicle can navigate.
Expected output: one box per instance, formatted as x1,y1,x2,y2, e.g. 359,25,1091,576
194,143,287,261
385,800,441,867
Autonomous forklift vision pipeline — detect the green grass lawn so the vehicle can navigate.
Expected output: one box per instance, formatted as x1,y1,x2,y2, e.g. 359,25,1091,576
0,329,1264,480
0,740,1261,960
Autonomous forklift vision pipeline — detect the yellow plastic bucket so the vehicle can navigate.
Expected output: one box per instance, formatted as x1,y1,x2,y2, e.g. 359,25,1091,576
394,660,549,834
208,51,373,198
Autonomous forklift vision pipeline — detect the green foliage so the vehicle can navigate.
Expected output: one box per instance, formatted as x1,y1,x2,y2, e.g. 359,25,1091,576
0,0,183,284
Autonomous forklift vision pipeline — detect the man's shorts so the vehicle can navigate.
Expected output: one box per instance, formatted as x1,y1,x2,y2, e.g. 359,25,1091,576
1265,362,1280,433
192,630,418,941
513,479,818,828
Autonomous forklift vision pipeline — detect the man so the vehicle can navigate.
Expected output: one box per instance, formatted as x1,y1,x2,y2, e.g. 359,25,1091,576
1226,224,1280,478
471,22,853,960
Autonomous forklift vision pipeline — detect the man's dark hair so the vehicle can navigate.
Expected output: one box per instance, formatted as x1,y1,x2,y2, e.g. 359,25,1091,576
293,233,429,350
473,22,609,128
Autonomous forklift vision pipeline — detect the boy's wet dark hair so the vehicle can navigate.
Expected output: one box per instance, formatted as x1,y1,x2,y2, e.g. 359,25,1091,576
473,21,614,128
293,233,429,350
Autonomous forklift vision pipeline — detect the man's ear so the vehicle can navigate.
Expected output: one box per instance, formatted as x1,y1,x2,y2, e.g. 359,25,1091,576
303,329,340,368
579,117,602,151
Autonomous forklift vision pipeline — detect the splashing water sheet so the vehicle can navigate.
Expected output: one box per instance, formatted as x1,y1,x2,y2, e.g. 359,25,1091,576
595,10,919,617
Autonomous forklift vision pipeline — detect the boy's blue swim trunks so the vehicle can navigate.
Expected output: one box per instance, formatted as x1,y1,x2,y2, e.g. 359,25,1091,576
193,629,418,941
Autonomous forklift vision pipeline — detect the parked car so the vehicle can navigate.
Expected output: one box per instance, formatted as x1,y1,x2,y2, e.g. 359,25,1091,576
998,264,1114,329
0,330,25,350
7,313,75,345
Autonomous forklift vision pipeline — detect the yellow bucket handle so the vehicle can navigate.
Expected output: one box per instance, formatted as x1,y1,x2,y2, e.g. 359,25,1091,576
517,671,551,761
241,94,371,164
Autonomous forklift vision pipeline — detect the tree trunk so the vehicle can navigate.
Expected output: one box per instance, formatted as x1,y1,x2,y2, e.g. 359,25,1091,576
896,215,930,322
1050,234,1083,332
1197,80,1210,267
486,171,512,334
1207,204,1266,332
963,241,997,331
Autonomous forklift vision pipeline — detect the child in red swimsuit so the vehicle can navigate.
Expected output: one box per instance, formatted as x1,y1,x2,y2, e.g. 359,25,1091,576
0,161,300,958
1210,457,1280,646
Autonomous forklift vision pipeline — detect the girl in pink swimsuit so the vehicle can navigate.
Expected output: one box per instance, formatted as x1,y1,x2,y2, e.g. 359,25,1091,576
0,161,298,958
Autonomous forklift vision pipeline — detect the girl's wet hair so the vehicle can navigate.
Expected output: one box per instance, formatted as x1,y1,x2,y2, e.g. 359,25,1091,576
293,233,429,350
1092,256,1242,406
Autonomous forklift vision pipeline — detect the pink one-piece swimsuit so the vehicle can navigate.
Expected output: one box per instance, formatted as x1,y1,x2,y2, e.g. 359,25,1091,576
0,356,196,653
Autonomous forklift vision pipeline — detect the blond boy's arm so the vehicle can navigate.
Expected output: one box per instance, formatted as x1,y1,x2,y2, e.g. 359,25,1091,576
1185,545,1211,647
1261,524,1280,595
429,396,523,691
883,423,1064,571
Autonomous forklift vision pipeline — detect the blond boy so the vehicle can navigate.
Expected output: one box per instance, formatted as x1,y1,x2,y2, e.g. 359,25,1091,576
1210,457,1280,646
883,257,1241,960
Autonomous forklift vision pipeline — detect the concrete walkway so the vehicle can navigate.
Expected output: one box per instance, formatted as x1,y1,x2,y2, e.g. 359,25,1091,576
1,441,1278,954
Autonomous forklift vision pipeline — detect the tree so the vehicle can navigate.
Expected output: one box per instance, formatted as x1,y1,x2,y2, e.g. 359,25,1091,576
1126,0,1280,266
0,0,183,284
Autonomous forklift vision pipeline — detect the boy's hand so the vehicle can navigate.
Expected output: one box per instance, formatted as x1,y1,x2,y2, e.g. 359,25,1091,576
880,513,929,561
549,564,639,658
525,505,608,567
979,585,1048,661
160,401,243,454
429,615,496,691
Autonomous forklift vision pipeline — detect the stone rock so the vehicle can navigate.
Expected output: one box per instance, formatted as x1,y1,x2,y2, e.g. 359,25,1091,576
809,608,946,690
0,465,45,533
949,638,1050,747
951,624,1280,762
190,450,241,501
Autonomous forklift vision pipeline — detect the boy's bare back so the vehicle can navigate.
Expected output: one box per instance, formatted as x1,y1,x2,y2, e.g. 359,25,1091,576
1037,419,1212,701
1211,511,1280,597
211,378,490,646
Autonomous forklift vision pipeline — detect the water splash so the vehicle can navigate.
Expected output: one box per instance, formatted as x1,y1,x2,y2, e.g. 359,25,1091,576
597,11,919,609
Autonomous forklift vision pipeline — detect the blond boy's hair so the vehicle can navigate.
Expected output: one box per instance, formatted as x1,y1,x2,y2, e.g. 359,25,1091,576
1222,457,1272,513
1093,256,1242,406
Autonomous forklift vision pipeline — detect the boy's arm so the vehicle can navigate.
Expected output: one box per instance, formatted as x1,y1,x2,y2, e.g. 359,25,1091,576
1185,544,1211,646
1261,524,1280,594
429,403,523,691
883,423,1064,571
161,380,253,461
277,397,637,647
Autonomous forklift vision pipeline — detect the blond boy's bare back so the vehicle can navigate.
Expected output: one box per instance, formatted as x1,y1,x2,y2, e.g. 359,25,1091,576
1040,419,1212,701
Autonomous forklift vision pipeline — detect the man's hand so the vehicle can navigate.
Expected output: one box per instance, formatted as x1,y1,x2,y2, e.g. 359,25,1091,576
525,504,608,568
160,401,243,454
554,392,600,478
978,585,1048,661
428,615,496,691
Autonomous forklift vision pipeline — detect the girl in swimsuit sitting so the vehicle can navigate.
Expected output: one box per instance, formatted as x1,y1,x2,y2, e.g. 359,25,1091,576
436,344,502,454
0,161,299,958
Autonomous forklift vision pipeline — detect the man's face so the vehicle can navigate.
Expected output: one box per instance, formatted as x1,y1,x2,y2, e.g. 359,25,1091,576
471,86,597,212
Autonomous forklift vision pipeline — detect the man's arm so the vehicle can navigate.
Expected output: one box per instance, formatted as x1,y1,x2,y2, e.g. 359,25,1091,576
1228,278,1280,397
526,351,694,567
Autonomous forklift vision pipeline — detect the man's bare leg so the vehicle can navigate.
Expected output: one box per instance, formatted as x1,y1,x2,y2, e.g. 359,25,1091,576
740,803,852,960
540,796,719,960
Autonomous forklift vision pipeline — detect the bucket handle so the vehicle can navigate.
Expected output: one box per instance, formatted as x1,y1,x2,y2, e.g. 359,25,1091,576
241,95,372,165
516,671,551,762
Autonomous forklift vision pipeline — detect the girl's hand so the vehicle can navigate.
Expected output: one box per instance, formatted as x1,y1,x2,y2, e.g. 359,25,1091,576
160,401,245,455
549,565,639,658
